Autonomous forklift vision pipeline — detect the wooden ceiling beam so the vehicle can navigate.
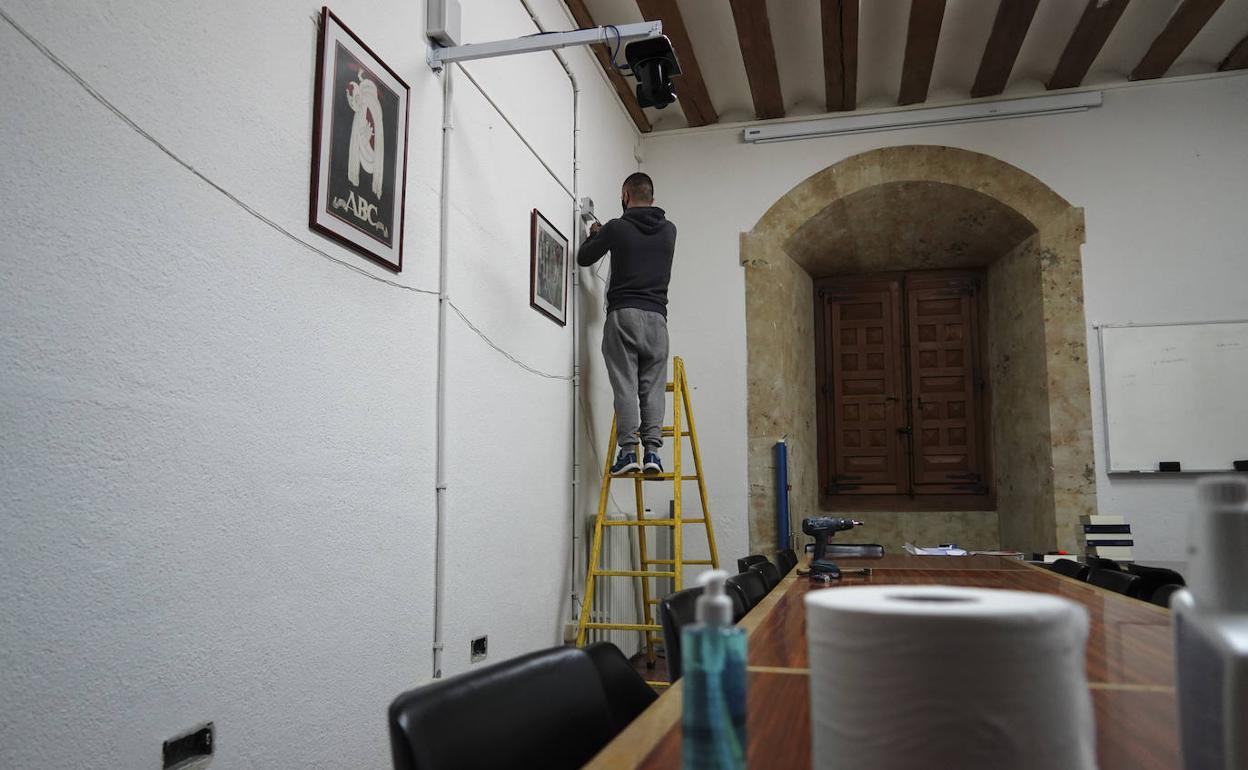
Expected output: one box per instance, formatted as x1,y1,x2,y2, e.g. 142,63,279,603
1219,34,1248,71
561,0,651,132
1048,0,1130,90
971,0,1039,98
821,0,859,111
898,0,947,105
1131,0,1225,81
728,0,785,120
634,0,719,126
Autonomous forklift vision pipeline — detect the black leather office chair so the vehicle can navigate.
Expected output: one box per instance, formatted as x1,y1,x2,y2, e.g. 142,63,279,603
583,642,656,732
659,587,700,682
727,570,767,612
1127,564,1186,603
1149,583,1185,608
659,585,748,682
1088,568,1143,598
389,647,615,770
737,554,767,573
749,560,782,591
775,548,798,574
1049,558,1091,581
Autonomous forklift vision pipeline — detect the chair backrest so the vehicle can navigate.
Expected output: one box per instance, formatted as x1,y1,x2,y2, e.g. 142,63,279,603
659,586,747,681
823,543,885,559
583,642,657,731
775,548,798,574
727,570,768,612
1148,583,1185,608
389,647,613,770
1048,558,1090,581
749,560,781,591
1088,568,1143,597
1127,564,1186,603
659,587,702,682
1086,555,1122,573
737,554,767,573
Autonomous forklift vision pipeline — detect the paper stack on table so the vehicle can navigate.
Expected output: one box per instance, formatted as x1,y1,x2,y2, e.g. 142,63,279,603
903,542,968,556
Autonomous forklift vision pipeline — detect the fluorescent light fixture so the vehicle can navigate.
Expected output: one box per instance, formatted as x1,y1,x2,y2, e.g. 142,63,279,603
742,91,1102,144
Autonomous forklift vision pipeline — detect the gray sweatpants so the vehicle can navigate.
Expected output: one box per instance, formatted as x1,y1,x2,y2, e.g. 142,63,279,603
602,308,669,452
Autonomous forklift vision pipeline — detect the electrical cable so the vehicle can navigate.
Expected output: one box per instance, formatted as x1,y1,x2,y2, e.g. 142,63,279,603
603,24,623,69
1,6,573,383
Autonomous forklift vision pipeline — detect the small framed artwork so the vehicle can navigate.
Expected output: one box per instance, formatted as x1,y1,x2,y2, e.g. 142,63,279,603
530,209,569,326
310,7,410,272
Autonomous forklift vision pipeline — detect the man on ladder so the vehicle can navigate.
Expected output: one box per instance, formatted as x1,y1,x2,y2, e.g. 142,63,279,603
578,172,677,476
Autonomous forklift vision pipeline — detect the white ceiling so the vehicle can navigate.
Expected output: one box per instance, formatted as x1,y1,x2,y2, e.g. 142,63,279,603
582,0,1248,131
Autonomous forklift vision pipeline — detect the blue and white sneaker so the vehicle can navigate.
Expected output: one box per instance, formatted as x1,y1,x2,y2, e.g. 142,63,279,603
643,451,663,474
611,447,640,474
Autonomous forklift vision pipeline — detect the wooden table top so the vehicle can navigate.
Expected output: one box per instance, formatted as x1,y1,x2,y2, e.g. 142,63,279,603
584,555,1179,770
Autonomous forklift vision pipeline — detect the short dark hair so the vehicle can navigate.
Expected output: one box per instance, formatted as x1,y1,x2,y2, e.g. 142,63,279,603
622,172,654,203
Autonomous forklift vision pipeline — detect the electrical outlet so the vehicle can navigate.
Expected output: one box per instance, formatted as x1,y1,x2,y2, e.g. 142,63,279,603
163,722,213,769
470,635,488,663
562,622,578,643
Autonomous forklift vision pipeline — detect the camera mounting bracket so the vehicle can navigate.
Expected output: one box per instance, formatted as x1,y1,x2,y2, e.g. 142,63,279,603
427,20,663,72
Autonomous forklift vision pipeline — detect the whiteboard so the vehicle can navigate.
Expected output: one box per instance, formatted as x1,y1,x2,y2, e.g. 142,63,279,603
1099,321,1248,474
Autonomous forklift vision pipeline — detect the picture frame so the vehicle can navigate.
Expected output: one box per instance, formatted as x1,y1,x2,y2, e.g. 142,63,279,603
529,209,570,326
310,7,410,272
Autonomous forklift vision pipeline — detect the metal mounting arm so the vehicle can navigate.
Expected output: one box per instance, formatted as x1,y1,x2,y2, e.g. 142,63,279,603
428,20,662,71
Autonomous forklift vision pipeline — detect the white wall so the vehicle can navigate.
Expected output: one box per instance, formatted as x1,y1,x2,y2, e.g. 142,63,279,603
0,0,637,767
642,73,1248,564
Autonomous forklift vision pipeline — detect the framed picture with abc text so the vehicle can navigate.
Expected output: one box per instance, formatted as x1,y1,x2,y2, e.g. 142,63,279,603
310,7,410,272
530,209,569,326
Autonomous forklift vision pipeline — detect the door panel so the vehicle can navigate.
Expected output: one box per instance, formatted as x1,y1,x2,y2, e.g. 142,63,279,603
820,280,907,495
906,274,985,494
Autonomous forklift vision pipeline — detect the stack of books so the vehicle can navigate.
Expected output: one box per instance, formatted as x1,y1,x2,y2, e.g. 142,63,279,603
1081,514,1134,563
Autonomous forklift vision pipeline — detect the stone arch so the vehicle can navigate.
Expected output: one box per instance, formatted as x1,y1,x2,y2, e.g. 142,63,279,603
742,145,1094,557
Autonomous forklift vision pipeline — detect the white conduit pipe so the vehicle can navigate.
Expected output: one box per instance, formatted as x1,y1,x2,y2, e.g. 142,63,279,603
432,64,454,680
431,1,583,678
515,0,585,640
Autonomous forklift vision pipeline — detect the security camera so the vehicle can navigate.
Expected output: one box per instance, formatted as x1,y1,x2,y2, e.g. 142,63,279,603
624,36,680,110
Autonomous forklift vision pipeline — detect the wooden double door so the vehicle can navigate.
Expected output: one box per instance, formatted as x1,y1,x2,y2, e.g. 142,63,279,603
814,270,992,510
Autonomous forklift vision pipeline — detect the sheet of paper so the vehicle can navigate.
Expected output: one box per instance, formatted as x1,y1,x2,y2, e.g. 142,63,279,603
904,542,969,556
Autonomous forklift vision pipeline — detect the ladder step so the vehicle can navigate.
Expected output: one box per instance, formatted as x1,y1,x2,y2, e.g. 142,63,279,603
660,427,691,437
599,518,708,526
665,383,674,392
604,518,678,527
642,559,715,565
584,622,662,631
594,569,677,578
609,472,699,481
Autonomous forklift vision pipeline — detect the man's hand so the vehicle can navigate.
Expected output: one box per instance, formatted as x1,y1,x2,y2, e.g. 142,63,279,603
589,221,602,237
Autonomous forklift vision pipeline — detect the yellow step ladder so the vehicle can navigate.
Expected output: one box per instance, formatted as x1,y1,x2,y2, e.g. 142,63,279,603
575,356,720,685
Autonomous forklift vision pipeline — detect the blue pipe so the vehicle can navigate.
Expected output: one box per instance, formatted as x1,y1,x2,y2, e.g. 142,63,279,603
775,440,790,550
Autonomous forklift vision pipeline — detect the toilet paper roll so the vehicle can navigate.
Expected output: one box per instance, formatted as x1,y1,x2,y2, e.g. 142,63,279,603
805,585,1095,770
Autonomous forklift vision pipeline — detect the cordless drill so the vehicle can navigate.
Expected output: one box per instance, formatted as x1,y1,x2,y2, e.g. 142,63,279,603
802,517,864,578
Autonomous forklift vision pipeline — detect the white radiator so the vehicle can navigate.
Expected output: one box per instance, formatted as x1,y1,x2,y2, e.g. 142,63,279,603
585,511,643,653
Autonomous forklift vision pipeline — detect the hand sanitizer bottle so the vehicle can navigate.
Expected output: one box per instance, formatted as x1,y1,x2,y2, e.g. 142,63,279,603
1172,475,1248,770
681,569,747,770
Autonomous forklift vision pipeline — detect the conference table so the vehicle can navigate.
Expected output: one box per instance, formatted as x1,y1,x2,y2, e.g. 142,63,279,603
584,555,1179,769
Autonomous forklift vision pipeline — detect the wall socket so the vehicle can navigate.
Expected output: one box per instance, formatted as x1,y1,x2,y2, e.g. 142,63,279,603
470,635,488,663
